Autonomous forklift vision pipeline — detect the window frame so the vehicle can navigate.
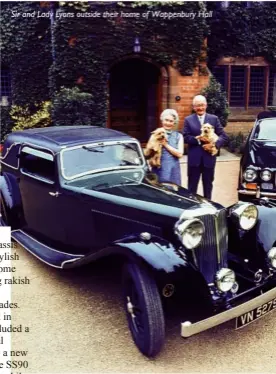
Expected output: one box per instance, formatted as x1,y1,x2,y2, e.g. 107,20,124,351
0,67,11,106
19,146,56,185
212,59,273,109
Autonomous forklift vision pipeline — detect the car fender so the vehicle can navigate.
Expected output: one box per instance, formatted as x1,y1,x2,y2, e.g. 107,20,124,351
0,174,13,208
63,234,209,294
256,205,276,252
0,172,22,208
113,235,188,273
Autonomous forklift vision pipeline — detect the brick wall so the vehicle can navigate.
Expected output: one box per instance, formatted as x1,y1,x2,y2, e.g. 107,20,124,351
225,121,254,135
167,65,210,131
165,64,256,136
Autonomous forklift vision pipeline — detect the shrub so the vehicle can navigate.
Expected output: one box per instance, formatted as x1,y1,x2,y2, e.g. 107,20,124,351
201,75,230,127
0,106,14,142
51,87,94,126
10,101,51,131
227,132,246,154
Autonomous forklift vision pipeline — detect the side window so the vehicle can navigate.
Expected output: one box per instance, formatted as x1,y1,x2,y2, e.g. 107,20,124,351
20,147,55,183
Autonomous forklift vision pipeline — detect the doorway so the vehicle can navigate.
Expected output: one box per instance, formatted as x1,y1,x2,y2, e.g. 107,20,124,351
109,58,163,143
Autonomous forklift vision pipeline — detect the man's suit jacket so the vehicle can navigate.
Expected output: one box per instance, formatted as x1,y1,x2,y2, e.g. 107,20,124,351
183,113,229,168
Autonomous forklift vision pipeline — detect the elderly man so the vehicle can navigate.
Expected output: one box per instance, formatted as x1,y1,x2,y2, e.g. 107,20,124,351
183,95,228,199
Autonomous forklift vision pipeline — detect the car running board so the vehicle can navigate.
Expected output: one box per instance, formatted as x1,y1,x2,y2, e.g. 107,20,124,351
11,229,84,269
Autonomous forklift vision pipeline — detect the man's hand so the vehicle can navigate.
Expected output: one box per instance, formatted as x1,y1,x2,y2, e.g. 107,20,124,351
197,136,211,144
202,143,214,153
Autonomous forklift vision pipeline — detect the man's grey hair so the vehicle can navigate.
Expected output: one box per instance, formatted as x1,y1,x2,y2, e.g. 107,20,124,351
160,109,179,126
193,95,207,105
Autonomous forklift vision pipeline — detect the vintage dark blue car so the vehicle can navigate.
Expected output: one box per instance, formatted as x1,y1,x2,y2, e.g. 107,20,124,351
1,126,276,357
238,111,276,201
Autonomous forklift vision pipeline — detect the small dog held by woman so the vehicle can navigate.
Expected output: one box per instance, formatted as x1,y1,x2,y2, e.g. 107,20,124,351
144,128,168,168
196,123,218,156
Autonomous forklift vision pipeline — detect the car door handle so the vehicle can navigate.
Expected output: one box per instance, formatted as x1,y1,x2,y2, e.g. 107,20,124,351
49,191,61,197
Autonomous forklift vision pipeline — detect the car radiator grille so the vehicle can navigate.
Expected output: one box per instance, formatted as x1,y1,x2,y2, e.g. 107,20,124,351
193,209,228,284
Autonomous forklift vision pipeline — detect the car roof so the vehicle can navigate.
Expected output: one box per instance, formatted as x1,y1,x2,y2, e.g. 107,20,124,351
5,126,134,153
257,111,276,120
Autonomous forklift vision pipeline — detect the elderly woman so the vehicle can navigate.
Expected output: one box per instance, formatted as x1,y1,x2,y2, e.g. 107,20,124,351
151,109,184,185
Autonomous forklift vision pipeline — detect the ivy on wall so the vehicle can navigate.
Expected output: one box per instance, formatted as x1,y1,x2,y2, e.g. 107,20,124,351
50,1,209,124
1,2,52,106
206,2,276,65
2,1,275,128
1,1,208,125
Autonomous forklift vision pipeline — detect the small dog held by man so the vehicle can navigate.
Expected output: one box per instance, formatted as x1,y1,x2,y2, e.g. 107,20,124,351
196,123,219,156
144,128,168,168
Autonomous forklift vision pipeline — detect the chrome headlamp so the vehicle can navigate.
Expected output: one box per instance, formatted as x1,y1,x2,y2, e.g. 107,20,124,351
216,268,236,292
268,247,276,268
231,202,258,231
243,168,257,182
260,170,272,182
175,218,205,250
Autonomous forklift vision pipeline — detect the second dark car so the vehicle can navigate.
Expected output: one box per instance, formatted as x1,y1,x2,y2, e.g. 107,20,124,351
238,111,276,201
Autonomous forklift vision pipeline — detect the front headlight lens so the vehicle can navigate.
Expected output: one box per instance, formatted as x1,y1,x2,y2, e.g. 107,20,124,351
240,204,258,230
268,247,276,268
243,168,257,182
175,218,205,249
216,268,236,292
260,170,272,182
231,203,258,231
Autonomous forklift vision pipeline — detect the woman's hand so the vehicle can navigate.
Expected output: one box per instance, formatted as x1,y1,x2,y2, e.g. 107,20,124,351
160,138,168,146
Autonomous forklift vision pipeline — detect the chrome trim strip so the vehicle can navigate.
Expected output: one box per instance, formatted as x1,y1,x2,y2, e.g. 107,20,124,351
91,208,160,230
238,190,276,197
61,257,82,268
214,215,220,264
12,229,84,256
11,235,62,269
123,176,198,203
0,160,19,170
21,146,54,161
0,142,20,160
20,169,55,185
59,140,146,181
181,286,276,337
1,142,56,170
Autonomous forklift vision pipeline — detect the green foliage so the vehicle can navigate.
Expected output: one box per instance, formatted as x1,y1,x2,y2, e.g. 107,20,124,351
2,2,208,125
0,107,14,143
206,2,276,64
201,75,230,127
227,132,246,154
49,1,208,124
1,2,52,105
51,87,94,126
10,101,51,131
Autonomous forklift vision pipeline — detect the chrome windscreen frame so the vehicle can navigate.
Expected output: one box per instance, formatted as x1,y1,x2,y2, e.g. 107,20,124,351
59,140,146,181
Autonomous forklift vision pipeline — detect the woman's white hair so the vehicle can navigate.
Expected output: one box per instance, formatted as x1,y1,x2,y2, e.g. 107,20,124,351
160,109,179,126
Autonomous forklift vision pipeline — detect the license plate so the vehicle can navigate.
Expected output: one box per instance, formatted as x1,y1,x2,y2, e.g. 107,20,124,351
236,296,276,329
261,183,273,190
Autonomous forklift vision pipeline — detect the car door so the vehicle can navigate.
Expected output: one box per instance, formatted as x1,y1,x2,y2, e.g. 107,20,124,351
19,146,66,246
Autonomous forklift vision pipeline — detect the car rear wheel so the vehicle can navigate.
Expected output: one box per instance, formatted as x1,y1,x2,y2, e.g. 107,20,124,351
122,262,165,357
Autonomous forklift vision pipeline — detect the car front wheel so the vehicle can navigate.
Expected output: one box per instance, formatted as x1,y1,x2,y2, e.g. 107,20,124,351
122,262,165,357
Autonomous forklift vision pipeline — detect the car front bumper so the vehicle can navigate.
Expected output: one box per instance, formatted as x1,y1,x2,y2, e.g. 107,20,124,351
238,188,276,198
181,286,276,337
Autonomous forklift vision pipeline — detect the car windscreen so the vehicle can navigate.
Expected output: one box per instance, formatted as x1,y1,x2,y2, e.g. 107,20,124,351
253,119,276,140
61,142,144,180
